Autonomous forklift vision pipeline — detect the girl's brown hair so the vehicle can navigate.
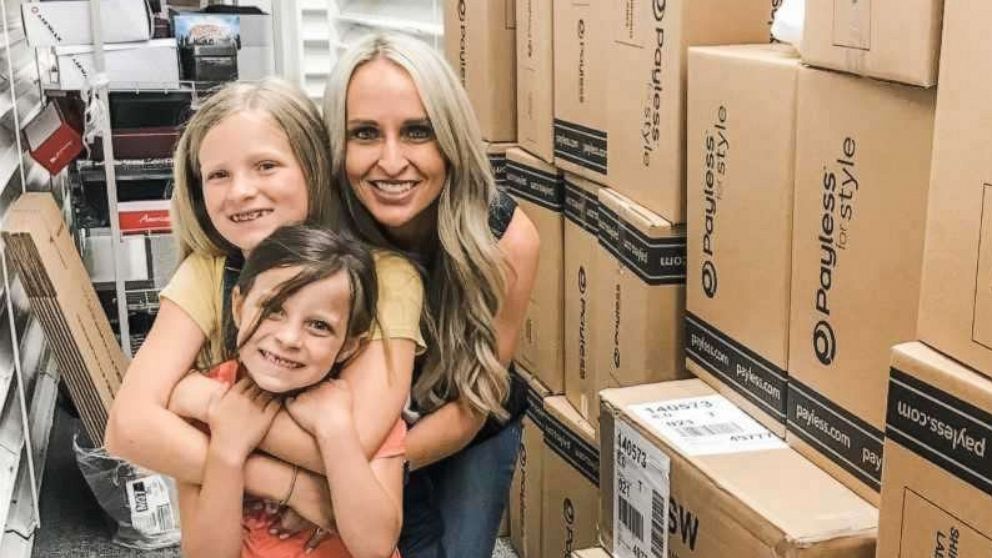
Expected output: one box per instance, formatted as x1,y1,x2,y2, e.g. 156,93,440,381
229,225,379,370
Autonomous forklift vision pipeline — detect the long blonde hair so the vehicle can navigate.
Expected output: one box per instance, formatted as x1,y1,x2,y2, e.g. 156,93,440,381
171,78,335,261
323,33,510,420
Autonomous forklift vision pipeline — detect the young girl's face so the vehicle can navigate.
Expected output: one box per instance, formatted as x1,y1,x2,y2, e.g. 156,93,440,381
344,58,447,241
199,110,310,254
233,266,357,393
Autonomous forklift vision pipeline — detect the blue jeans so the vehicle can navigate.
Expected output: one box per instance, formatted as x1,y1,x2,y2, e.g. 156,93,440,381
400,418,523,558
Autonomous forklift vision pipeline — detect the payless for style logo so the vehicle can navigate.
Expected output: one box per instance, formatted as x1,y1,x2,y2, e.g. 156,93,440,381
578,266,589,381
813,137,859,365
563,497,576,553
31,7,63,43
640,0,667,168
700,105,728,298
456,0,468,84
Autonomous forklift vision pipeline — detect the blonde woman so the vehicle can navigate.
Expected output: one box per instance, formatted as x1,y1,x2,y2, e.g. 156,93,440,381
105,79,425,543
322,33,540,558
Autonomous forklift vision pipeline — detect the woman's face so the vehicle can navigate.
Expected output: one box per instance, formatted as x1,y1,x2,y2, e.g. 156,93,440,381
344,58,447,240
234,266,355,393
199,110,310,254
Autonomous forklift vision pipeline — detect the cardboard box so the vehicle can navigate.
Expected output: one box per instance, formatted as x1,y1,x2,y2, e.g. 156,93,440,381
445,0,516,142
509,369,550,558
516,0,553,162
787,66,935,504
599,380,877,558
505,147,564,393
2,194,127,443
564,173,601,421
21,0,153,47
485,142,515,191
605,0,775,223
877,342,992,558
552,0,608,184
542,396,599,558
24,101,83,175
593,188,688,434
685,44,800,437
801,0,944,87
50,39,180,91
917,0,992,378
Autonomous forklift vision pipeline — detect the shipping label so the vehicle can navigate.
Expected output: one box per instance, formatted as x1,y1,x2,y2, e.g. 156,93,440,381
126,474,176,536
630,394,786,457
614,419,671,558
898,489,992,558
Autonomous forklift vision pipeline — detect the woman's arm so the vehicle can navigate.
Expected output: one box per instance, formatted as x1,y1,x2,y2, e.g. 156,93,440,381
406,209,540,469
105,300,332,524
169,337,416,473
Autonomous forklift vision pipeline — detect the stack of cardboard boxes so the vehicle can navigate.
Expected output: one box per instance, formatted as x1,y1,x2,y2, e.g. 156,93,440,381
445,0,992,556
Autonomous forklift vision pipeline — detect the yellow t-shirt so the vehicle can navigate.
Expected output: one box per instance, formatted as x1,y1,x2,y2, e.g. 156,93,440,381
159,250,426,369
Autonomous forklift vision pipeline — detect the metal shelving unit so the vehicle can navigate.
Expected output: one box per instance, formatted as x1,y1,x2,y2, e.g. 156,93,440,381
0,0,65,554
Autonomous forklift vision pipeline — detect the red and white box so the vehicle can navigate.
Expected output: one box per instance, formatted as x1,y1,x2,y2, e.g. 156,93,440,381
118,200,171,235
24,101,83,175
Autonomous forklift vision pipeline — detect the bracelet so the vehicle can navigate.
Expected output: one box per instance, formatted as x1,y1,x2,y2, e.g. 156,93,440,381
278,465,300,508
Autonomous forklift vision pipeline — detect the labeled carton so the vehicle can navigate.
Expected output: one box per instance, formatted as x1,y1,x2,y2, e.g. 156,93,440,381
593,188,688,435
606,0,775,223
516,0,553,162
802,0,944,87
509,368,550,558
917,0,992,378
877,342,992,558
787,66,935,504
506,147,564,392
485,142,515,191
564,173,601,420
21,0,153,47
553,0,608,183
685,44,800,437
542,396,599,558
2,194,127,443
600,380,877,558
49,39,180,91
444,0,516,142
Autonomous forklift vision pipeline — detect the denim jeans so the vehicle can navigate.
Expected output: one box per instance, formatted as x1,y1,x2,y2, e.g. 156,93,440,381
399,418,523,558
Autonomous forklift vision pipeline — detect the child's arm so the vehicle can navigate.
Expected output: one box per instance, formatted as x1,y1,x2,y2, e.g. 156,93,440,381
287,380,403,558
179,378,281,558
108,301,333,527
170,336,417,474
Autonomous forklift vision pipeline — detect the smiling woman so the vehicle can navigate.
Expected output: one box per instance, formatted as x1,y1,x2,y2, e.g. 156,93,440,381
322,33,541,558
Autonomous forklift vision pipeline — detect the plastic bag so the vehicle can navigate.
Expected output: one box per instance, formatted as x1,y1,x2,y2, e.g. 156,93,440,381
771,0,805,48
73,434,182,550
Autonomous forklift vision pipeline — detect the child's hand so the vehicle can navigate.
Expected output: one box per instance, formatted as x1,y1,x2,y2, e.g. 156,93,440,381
285,379,353,439
207,377,280,461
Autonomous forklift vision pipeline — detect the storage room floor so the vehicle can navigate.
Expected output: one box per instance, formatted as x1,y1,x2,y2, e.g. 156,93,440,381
31,403,519,557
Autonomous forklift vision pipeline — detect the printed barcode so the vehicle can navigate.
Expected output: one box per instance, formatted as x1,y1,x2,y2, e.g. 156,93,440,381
132,512,156,534
650,490,666,558
618,494,645,542
675,422,744,438
155,504,174,532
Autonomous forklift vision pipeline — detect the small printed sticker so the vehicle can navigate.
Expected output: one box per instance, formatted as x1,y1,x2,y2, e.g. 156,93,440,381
126,475,176,536
629,395,786,457
614,420,671,558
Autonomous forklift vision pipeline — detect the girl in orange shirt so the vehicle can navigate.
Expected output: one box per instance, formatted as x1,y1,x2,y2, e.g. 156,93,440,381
176,224,404,558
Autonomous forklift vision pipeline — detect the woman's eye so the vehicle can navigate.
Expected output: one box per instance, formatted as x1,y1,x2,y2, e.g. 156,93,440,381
205,170,227,181
404,124,435,142
349,126,379,141
258,161,278,172
265,307,286,320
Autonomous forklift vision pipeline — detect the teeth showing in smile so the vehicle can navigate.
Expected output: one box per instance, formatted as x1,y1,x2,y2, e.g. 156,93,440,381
260,349,302,369
231,209,272,223
370,180,417,194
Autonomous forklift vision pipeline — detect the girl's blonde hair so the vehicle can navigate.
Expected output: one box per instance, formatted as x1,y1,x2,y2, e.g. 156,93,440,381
171,78,336,261
323,33,510,420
